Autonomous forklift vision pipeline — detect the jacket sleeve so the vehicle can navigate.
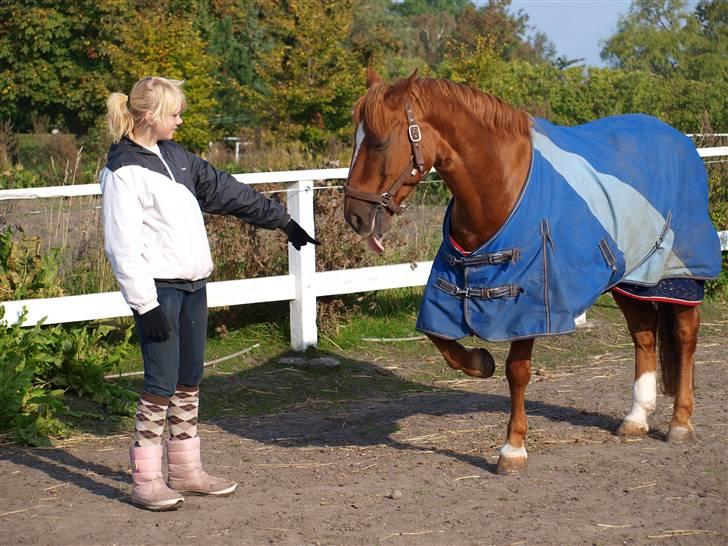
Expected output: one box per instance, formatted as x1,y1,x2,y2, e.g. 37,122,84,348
188,152,290,229
100,168,159,314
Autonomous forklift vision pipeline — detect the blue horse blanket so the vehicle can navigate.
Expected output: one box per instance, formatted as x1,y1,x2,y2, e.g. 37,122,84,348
416,114,722,342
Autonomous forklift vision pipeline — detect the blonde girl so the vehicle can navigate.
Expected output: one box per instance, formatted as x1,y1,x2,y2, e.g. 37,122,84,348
102,77,318,511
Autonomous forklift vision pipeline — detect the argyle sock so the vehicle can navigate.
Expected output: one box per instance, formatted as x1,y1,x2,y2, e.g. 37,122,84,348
134,397,168,447
167,388,199,440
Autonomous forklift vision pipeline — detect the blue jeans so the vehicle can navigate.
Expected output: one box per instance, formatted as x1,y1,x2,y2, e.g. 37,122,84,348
133,286,208,398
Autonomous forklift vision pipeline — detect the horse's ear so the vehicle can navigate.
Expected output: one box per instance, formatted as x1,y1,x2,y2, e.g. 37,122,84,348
366,69,383,88
385,68,418,106
404,68,418,93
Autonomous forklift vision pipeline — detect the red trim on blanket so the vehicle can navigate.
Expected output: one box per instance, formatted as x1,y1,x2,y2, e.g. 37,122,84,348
611,286,702,306
449,235,471,255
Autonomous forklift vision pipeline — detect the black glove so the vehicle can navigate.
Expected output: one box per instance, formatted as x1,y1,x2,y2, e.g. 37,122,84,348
137,305,171,342
283,219,320,250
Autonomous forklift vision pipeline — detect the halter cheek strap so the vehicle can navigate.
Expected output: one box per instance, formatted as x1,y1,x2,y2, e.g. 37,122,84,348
344,103,427,215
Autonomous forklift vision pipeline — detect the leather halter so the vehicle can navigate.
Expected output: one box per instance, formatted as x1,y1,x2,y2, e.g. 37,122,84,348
344,103,427,215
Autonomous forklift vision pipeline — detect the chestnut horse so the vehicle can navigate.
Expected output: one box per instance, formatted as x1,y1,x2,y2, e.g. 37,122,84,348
343,71,721,474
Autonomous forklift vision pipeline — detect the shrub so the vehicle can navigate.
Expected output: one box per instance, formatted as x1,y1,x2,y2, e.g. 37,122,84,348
0,226,136,446
0,226,64,300
0,307,136,446
0,309,69,446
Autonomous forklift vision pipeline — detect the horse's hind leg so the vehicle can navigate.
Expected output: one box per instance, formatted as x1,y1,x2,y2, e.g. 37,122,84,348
427,334,496,378
663,303,700,443
613,291,658,437
497,338,534,474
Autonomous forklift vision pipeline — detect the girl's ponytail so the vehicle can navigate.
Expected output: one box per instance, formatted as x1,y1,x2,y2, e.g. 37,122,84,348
106,93,134,143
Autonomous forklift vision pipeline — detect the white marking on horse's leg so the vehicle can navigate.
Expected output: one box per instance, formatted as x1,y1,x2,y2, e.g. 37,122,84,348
624,371,656,429
499,442,528,459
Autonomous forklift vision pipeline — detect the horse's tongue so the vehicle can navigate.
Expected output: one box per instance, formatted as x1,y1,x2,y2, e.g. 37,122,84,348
368,234,384,254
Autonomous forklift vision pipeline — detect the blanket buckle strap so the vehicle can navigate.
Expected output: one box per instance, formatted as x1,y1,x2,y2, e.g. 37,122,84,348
435,278,523,299
435,278,468,297
446,248,521,267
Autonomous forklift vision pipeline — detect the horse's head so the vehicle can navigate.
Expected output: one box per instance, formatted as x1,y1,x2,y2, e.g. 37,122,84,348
344,69,432,253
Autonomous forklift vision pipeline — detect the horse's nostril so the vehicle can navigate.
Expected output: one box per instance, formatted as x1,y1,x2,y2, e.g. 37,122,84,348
350,213,362,231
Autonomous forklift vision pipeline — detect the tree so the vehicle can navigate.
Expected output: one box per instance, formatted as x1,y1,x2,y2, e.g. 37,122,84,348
391,0,470,17
453,0,555,64
191,0,272,132
601,0,698,77
102,5,220,151
687,0,728,81
349,0,411,74
387,0,470,68
251,0,364,147
601,0,727,129
0,1,122,133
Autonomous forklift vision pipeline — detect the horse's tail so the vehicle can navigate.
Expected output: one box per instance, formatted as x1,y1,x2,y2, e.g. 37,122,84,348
657,302,679,396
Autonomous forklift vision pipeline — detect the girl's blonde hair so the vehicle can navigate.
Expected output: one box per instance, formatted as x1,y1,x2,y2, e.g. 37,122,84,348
106,77,187,143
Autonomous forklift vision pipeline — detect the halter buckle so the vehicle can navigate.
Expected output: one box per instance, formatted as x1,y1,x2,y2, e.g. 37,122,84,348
380,192,393,206
408,124,422,143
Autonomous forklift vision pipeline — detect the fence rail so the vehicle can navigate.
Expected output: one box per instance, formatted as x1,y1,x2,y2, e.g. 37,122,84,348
1,147,726,350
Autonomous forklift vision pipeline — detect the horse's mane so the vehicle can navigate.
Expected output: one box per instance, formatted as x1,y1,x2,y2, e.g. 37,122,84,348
354,77,532,138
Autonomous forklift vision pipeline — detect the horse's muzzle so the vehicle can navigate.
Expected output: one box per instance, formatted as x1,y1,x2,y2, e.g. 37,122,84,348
343,197,393,253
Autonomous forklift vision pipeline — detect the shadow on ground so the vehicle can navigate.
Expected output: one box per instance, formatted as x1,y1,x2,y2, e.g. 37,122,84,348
203,349,622,474
0,348,624,499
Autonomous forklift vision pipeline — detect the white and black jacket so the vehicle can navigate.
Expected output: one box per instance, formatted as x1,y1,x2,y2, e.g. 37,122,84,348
100,137,289,314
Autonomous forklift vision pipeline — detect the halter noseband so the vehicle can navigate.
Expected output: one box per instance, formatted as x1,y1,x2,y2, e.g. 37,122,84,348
344,103,427,215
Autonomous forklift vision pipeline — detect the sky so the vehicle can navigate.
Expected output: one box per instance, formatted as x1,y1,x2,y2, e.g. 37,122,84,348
500,0,700,67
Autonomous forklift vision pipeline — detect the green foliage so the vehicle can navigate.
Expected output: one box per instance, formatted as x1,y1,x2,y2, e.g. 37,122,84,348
451,0,555,64
705,154,728,301
0,227,64,301
0,228,136,445
192,0,268,132
102,6,220,151
251,0,364,148
602,0,695,76
600,0,727,130
439,35,726,132
0,1,121,133
0,309,68,446
392,0,470,17
602,0,727,80
40,323,137,416
350,0,412,72
1,0,723,150
0,306,136,446
0,164,44,190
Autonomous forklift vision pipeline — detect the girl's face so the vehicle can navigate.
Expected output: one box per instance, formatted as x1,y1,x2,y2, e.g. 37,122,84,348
153,111,183,141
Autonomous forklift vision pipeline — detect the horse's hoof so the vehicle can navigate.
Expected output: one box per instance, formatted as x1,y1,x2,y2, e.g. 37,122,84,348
616,419,648,438
462,348,495,379
666,425,696,444
497,456,527,475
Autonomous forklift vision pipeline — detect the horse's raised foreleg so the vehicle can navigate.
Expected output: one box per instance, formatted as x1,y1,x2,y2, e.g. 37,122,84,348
497,338,534,475
664,303,700,443
427,334,496,378
613,291,658,437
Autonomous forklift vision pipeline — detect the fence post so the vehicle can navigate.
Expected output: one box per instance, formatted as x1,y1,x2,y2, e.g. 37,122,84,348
287,179,318,350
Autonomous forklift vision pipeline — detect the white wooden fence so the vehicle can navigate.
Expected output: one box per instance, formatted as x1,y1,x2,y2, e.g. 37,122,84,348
1,147,727,350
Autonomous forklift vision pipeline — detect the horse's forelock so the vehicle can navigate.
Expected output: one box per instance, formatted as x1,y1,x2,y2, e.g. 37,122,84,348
353,83,395,141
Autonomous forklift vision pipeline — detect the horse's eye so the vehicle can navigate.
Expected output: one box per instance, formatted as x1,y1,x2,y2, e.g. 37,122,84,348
373,139,389,151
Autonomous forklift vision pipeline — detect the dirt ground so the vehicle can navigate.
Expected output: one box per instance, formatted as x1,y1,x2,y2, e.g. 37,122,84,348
1,313,727,545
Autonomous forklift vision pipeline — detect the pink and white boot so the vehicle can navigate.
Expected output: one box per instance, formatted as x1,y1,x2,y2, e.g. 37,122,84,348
166,436,238,496
130,444,184,511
